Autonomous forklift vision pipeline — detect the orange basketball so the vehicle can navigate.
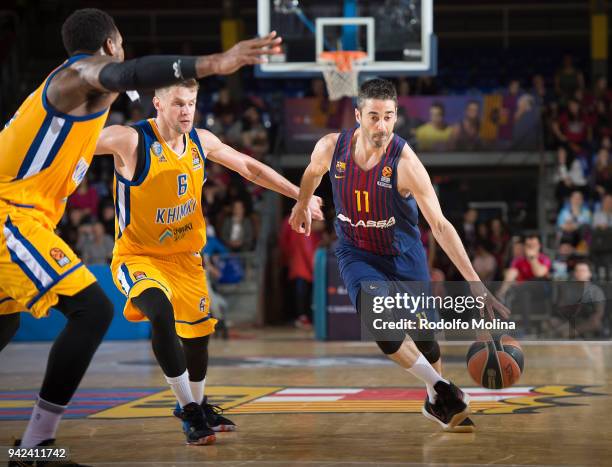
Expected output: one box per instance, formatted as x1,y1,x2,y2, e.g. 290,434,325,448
466,335,524,389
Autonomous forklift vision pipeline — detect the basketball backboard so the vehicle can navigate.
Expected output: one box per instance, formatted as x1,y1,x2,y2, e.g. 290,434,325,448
257,0,436,77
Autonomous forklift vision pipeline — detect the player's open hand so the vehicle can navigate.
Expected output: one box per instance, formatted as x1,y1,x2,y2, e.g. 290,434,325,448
470,282,511,321
215,32,283,74
289,202,312,236
308,196,324,221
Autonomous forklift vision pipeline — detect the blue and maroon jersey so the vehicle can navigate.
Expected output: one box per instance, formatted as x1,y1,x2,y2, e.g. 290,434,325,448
329,128,421,256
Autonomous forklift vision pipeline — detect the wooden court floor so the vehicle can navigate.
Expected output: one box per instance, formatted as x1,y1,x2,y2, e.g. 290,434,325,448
1,328,610,466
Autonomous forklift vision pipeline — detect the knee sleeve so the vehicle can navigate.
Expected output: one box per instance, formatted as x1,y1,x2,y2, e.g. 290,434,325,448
132,288,174,328
57,283,114,334
375,339,403,355
414,339,440,364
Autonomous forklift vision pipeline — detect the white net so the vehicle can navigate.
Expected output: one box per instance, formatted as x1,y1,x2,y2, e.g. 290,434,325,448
321,65,360,101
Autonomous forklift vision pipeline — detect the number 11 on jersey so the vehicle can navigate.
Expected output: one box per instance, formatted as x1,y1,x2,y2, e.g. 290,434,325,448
354,190,369,213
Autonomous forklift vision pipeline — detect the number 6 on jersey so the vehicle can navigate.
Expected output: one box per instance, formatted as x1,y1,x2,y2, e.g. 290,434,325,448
177,174,188,196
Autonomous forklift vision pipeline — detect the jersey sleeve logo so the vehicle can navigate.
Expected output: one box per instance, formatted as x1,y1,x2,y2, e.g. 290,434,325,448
72,158,89,185
334,161,346,179
151,142,167,162
50,248,71,267
192,148,202,170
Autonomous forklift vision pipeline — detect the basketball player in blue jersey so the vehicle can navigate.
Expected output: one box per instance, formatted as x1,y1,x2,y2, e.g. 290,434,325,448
0,7,282,461
289,79,510,432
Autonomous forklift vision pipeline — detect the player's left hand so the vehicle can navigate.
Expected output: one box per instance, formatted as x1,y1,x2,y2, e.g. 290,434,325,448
215,32,283,74
308,196,324,221
289,202,312,236
470,282,511,320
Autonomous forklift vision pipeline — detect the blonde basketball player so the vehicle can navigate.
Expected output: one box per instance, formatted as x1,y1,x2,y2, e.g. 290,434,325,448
94,79,323,445
0,7,282,458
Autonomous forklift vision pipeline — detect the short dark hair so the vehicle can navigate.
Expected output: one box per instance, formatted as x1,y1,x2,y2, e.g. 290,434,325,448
61,8,118,56
357,78,397,109
574,259,592,270
431,102,445,114
524,233,541,243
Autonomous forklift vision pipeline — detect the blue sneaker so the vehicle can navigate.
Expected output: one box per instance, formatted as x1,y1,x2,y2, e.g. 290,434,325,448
174,398,237,433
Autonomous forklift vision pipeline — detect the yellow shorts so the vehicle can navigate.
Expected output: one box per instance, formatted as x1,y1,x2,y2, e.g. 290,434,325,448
111,252,217,339
0,205,97,318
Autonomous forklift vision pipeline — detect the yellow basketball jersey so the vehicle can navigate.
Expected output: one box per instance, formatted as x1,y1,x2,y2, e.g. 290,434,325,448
113,119,207,257
0,54,109,227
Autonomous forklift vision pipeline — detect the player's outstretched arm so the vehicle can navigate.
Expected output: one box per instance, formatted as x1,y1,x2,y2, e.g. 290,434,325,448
70,32,283,94
94,125,138,170
198,129,323,220
289,133,338,236
397,144,510,320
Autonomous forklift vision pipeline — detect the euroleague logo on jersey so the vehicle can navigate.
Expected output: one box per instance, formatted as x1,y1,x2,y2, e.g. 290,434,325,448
192,148,202,170
378,166,393,189
49,248,71,267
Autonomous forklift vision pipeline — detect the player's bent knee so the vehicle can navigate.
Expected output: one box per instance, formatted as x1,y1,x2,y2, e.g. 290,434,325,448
376,339,403,355
132,287,174,328
59,283,114,333
414,339,440,364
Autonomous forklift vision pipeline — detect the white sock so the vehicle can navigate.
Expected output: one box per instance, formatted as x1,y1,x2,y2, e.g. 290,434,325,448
165,370,195,408
21,397,66,448
406,355,448,389
426,384,437,403
189,378,206,405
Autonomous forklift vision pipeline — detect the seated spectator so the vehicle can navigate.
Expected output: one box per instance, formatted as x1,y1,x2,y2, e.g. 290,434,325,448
511,94,541,150
592,193,612,229
557,191,591,247
590,148,612,199
472,242,497,282
68,178,99,219
77,222,114,264
450,100,482,151
543,261,606,339
498,234,552,332
240,105,270,159
60,207,90,251
551,242,579,280
553,98,592,169
212,87,239,119
99,199,116,237
415,76,439,95
414,102,453,151
554,53,585,102
221,200,254,252
397,77,411,97
556,156,588,203
498,234,551,299
476,221,489,244
593,98,612,142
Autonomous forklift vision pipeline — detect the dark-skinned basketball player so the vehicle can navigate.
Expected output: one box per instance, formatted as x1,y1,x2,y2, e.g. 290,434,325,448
94,78,323,445
0,7,282,463
289,79,511,432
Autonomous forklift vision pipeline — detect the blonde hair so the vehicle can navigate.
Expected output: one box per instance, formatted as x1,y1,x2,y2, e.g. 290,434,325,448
155,79,199,97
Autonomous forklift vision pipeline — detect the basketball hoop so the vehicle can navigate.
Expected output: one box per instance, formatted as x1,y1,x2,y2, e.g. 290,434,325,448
318,51,368,101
